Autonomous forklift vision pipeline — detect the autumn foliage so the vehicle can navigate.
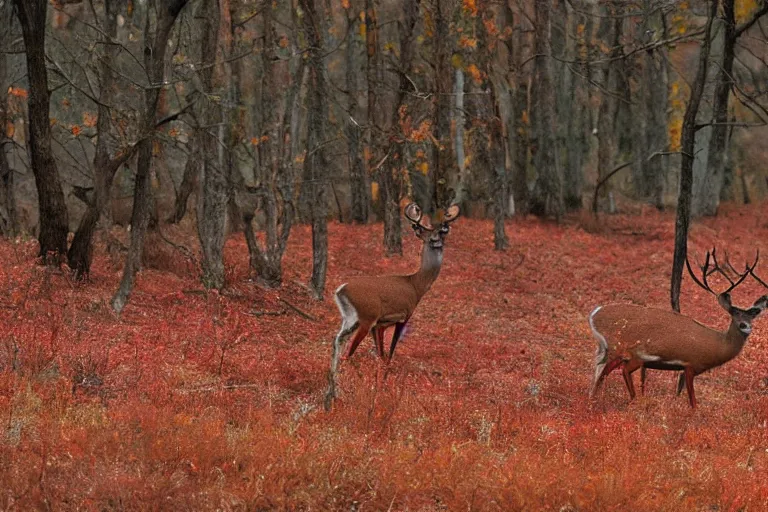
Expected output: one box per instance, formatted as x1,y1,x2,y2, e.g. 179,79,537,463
2,205,768,509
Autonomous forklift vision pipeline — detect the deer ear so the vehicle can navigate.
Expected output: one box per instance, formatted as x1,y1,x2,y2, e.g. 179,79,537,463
443,204,460,223
750,295,768,314
718,293,733,312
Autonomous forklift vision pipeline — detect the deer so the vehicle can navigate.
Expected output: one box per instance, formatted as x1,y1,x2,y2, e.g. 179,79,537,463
324,202,460,410
589,249,768,407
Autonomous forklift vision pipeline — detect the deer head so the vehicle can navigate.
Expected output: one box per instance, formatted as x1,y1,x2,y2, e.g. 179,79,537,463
404,202,460,251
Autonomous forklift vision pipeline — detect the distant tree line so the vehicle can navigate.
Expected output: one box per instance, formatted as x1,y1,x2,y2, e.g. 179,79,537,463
0,0,766,311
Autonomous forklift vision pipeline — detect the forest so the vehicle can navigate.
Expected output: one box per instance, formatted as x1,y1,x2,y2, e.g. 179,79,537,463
1,0,768,509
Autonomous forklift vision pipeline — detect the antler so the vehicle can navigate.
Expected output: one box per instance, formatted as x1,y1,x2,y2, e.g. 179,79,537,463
686,248,759,296
404,203,433,230
443,204,460,223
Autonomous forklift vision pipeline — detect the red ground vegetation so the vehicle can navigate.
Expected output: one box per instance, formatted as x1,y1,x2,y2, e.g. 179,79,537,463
2,204,768,510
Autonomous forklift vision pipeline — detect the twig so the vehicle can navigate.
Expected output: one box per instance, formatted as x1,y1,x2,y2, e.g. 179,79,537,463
245,309,287,317
279,297,318,322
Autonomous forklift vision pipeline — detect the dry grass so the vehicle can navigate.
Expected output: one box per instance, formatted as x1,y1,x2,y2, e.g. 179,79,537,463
1,203,768,510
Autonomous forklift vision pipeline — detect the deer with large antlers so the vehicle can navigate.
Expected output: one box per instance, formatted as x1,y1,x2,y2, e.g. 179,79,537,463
324,202,460,410
589,249,768,407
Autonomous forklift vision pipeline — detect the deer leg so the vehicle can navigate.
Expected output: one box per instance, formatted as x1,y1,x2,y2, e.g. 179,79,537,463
342,321,374,360
640,367,647,396
325,321,358,410
373,326,385,359
676,372,686,396
388,322,407,360
590,357,623,397
683,366,697,408
621,359,643,400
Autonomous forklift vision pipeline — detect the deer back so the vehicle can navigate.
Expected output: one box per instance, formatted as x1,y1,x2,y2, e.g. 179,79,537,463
591,304,740,372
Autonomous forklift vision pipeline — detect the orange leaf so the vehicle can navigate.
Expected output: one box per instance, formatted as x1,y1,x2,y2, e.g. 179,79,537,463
7,87,27,99
71,125,81,137
82,112,97,128
5,122,14,138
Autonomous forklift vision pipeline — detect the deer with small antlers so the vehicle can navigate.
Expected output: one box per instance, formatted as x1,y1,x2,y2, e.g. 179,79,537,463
589,249,768,407
324,202,460,410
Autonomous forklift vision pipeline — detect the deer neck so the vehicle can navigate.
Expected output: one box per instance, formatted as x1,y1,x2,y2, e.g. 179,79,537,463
721,321,750,360
409,244,444,299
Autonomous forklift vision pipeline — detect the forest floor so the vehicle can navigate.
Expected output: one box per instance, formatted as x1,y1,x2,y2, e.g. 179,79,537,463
2,203,768,510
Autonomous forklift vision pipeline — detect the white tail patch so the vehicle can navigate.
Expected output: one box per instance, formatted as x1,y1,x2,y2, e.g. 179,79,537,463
589,306,608,394
334,284,359,333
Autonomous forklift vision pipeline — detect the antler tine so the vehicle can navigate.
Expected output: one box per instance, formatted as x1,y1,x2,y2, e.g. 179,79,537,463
721,250,759,295
709,249,736,286
723,251,741,278
404,202,433,231
750,251,768,289
686,251,717,296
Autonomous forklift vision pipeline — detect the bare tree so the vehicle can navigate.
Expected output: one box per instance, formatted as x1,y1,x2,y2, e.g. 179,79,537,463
345,0,369,224
301,0,330,299
196,0,231,290
68,0,138,278
671,0,717,313
694,1,768,216
13,0,69,259
112,0,189,313
637,0,669,210
529,0,563,218
0,1,18,237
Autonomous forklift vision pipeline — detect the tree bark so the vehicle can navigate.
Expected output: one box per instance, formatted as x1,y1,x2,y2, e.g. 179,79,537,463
671,0,717,313
0,6,17,237
169,138,200,223
432,0,456,210
638,0,668,209
695,0,734,217
505,6,529,216
112,0,189,313
345,2,369,224
196,0,230,290
301,0,330,299
529,0,563,218
14,0,69,259
478,3,507,249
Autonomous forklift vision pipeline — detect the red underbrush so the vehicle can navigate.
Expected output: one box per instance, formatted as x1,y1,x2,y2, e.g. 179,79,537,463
2,204,768,510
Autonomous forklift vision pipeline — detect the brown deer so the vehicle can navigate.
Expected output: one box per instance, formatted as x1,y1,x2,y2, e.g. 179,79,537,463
589,250,767,407
324,202,460,410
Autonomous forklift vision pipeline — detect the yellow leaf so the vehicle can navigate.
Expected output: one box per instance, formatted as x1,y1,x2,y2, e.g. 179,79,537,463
418,162,428,175
371,181,380,201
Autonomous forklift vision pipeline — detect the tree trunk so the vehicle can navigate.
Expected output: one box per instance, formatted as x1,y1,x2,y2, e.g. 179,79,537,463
345,2,369,224
0,7,17,237
671,0,717,313
68,0,137,278
432,0,456,210
14,0,69,259
112,0,189,313
476,2,507,249
553,0,583,211
529,0,563,218
196,0,230,290
505,7,530,216
301,0,330,299
637,0,668,209
695,0,735,217
169,139,200,223
594,11,623,214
